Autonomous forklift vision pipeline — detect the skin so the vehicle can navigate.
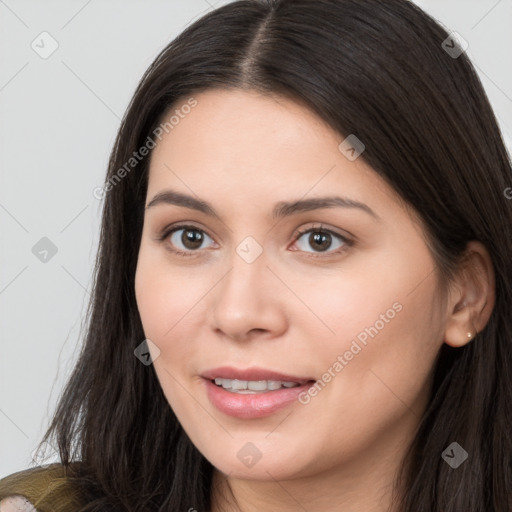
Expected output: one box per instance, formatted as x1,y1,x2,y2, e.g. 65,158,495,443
134,88,495,512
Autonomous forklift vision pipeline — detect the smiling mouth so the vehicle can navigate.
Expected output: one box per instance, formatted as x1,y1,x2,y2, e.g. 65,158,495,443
203,374,317,419
211,378,315,393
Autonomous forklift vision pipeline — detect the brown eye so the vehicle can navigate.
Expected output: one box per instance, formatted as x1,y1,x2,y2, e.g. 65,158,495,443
306,231,333,252
293,225,352,257
159,224,215,256
179,228,204,250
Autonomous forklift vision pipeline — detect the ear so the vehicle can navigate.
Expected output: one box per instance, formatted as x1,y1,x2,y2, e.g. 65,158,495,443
443,241,495,348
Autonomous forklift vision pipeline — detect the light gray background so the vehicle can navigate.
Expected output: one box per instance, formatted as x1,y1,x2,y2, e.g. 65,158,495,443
1,0,511,478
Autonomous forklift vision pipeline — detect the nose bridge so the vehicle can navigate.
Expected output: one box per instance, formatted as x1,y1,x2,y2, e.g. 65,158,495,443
219,235,269,307
209,234,286,339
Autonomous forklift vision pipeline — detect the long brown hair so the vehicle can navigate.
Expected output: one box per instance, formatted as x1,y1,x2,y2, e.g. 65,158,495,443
36,0,512,510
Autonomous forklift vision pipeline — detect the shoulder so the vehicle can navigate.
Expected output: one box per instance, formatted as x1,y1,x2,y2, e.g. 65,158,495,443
0,463,86,512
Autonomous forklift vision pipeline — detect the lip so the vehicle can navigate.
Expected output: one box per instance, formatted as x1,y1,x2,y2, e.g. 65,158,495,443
201,366,315,385
201,366,316,419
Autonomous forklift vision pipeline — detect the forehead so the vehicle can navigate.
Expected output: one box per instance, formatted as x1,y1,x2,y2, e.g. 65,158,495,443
146,88,409,223
150,88,340,172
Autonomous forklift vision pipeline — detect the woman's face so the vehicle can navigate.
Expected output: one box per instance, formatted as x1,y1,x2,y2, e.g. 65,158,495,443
135,88,447,482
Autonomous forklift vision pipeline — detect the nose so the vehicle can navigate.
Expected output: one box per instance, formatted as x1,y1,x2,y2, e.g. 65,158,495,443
208,246,288,342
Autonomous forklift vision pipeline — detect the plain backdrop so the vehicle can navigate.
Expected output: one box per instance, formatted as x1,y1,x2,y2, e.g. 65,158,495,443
1,0,511,478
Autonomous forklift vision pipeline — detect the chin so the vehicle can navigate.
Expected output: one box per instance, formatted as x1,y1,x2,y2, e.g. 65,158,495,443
204,441,311,481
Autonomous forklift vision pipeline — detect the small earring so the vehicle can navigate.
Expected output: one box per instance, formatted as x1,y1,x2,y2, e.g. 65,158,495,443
467,332,473,339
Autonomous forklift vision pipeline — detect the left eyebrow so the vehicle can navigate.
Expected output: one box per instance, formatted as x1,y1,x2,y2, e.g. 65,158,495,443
145,189,381,222
272,196,380,221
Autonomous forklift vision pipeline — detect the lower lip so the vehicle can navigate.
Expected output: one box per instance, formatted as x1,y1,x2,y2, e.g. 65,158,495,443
203,378,315,419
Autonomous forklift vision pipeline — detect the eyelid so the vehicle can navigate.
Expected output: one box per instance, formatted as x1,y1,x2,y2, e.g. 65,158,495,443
291,223,352,242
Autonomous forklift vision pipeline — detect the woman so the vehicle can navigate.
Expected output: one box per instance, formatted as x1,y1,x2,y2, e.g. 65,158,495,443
1,0,511,510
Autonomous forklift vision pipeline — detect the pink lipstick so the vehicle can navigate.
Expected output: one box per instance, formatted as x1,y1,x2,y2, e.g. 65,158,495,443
201,366,316,419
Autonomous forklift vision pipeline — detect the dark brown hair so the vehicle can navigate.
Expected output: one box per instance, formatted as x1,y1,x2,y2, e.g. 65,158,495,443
36,0,512,510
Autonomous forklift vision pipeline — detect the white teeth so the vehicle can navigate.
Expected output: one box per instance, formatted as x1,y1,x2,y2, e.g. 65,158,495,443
267,380,282,390
248,380,267,391
213,378,300,392
219,378,232,389
231,379,248,390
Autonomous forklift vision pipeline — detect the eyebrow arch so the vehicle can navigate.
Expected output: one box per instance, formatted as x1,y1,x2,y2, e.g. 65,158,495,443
145,189,380,221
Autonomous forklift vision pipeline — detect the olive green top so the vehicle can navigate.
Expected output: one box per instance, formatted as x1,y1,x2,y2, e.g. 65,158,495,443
0,464,85,512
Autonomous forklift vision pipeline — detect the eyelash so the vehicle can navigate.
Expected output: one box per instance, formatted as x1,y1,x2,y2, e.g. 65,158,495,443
157,223,354,259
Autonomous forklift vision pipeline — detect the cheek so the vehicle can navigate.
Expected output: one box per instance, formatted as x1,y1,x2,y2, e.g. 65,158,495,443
135,244,183,332
300,250,442,413
134,257,198,410
287,257,405,358
134,252,211,365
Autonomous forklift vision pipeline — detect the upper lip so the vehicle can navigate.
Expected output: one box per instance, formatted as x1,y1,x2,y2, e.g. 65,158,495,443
201,366,316,385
